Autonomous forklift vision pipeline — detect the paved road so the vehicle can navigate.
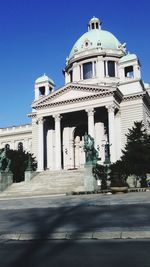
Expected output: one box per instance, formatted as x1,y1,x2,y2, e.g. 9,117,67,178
0,240,150,267
0,192,150,237
0,191,150,210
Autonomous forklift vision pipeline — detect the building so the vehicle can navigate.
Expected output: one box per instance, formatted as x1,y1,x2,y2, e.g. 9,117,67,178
0,17,150,172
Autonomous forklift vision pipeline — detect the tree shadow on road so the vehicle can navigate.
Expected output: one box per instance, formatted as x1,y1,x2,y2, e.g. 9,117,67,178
1,198,150,267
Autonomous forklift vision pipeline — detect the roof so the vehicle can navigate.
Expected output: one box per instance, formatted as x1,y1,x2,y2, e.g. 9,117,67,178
35,74,55,85
69,29,121,59
119,53,137,63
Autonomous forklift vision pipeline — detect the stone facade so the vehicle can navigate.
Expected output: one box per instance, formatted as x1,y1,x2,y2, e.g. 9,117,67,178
0,17,150,172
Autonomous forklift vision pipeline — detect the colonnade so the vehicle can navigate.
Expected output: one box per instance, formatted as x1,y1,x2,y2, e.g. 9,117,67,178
37,105,116,171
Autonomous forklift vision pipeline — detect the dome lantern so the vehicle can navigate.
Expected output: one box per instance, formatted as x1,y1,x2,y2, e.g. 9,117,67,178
88,17,102,31
34,74,55,101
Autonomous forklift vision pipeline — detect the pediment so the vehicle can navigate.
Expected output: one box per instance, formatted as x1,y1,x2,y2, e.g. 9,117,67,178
32,83,112,109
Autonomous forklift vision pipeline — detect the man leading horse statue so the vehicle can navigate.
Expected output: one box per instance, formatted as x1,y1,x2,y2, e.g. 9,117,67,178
83,133,99,165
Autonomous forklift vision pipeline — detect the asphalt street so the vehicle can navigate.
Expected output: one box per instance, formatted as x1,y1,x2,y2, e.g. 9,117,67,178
0,193,150,235
0,192,150,266
0,240,150,267
0,203,150,234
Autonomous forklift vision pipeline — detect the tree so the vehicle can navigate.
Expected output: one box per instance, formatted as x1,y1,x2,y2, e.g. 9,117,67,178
93,164,107,189
7,149,37,182
121,121,150,186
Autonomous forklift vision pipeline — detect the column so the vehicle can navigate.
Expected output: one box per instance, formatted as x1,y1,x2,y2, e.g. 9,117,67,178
106,105,116,163
45,84,50,96
37,117,44,172
54,114,62,170
86,108,95,138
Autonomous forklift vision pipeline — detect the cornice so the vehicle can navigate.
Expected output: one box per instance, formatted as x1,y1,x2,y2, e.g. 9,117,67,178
119,78,140,86
123,92,145,102
28,112,37,119
34,91,114,110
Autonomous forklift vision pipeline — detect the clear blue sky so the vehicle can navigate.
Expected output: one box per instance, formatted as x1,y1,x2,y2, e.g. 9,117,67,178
0,0,150,127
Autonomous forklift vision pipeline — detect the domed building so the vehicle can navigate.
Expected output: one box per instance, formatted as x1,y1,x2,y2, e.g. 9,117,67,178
0,17,150,173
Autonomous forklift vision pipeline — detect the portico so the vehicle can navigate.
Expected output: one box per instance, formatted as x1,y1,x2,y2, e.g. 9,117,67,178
32,87,119,172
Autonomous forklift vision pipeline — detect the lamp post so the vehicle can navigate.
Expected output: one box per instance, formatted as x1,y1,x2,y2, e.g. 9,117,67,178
102,141,111,188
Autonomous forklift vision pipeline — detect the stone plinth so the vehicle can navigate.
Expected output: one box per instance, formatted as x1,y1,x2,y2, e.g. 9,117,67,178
25,171,37,182
84,164,97,191
0,172,13,192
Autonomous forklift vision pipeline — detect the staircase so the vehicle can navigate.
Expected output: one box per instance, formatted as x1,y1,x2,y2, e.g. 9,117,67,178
0,169,85,198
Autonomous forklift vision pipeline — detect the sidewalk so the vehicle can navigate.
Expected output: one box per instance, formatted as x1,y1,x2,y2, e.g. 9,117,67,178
0,192,150,241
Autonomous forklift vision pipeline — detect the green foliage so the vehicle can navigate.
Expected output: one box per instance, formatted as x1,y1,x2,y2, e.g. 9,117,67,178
7,149,37,182
110,121,150,187
109,161,128,187
121,121,150,177
93,163,107,189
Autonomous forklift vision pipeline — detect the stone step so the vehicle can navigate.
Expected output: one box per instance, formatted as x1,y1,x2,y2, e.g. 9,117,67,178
0,169,85,198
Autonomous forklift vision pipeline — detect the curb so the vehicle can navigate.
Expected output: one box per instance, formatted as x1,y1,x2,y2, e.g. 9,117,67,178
1,231,150,241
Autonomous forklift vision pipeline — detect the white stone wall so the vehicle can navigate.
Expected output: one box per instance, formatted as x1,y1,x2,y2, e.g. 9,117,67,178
0,124,32,153
120,99,144,149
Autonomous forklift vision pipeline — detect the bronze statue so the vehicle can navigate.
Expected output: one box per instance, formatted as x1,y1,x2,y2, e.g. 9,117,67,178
83,133,99,165
0,145,11,172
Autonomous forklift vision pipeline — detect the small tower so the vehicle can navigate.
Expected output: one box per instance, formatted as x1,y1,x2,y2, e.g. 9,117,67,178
88,16,102,31
34,74,55,101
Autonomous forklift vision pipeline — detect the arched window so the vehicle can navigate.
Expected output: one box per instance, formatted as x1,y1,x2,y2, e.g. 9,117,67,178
18,142,23,151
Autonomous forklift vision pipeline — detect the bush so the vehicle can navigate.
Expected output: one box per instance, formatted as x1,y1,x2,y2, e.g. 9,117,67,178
7,149,37,182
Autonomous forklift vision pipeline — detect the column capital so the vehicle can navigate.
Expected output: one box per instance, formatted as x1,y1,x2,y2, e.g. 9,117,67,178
86,108,95,116
106,104,115,113
53,114,62,122
37,117,44,125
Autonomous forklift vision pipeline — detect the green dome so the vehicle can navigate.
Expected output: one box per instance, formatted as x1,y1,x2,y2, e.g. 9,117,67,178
35,74,55,85
69,29,121,59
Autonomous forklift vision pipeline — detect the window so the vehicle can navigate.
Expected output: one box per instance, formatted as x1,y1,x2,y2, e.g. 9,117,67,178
39,86,45,96
69,70,73,82
83,62,93,79
104,61,107,77
94,61,96,76
108,61,115,77
125,66,134,78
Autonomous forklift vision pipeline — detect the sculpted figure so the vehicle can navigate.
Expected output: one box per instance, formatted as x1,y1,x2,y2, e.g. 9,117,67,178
83,133,99,165
0,145,11,172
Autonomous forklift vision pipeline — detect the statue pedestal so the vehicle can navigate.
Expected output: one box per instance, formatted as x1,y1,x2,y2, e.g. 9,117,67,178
25,171,37,182
84,164,97,192
0,171,13,192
